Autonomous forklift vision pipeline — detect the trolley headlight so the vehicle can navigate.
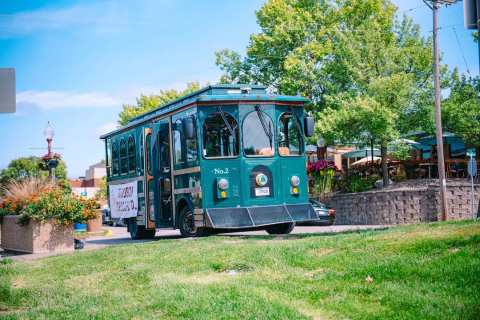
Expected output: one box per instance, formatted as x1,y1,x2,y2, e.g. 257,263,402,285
290,175,300,195
216,178,229,199
290,175,300,187
255,173,268,187
217,178,229,190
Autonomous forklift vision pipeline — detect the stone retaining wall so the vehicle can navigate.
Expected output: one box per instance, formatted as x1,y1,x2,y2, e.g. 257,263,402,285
325,180,479,225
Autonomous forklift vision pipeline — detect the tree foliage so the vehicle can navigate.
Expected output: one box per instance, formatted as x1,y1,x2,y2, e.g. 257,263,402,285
216,0,436,185
442,72,480,147
0,156,68,187
96,176,108,201
118,82,201,125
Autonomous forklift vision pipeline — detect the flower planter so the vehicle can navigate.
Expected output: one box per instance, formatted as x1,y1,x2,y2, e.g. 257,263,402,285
74,223,87,232
87,210,103,233
1,215,74,254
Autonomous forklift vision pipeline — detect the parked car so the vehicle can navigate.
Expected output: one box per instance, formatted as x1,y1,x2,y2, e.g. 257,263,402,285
101,207,126,227
297,199,335,226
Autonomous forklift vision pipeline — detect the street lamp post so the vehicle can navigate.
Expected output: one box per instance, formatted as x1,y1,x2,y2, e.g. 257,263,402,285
316,137,326,160
42,122,59,182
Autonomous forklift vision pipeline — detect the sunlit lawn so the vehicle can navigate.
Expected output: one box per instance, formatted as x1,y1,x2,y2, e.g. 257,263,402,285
1,220,479,319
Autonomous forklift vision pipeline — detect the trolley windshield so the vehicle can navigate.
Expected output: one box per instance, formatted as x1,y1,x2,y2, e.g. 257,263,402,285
202,108,239,158
243,106,274,157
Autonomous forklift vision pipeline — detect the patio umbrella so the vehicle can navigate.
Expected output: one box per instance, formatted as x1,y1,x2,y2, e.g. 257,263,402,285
418,132,460,146
389,138,422,150
305,145,317,153
351,156,381,167
342,148,381,159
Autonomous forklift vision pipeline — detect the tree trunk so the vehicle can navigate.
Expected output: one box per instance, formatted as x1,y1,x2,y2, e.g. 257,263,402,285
381,141,389,188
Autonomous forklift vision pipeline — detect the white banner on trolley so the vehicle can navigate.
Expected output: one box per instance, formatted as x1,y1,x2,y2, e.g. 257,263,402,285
109,182,138,219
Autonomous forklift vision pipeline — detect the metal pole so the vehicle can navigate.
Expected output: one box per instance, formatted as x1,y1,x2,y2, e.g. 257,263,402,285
433,1,449,221
471,168,475,218
371,139,374,163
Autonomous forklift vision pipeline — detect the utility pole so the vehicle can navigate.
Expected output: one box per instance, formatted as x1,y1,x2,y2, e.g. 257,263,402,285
425,0,459,221
432,1,448,221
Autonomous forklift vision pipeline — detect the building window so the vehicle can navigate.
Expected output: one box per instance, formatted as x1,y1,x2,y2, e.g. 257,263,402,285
203,110,239,158
128,136,136,172
278,112,303,156
112,142,119,175
120,138,128,174
243,107,274,157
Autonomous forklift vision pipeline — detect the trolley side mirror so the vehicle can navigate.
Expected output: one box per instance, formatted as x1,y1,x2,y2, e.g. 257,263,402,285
183,116,195,139
304,116,314,137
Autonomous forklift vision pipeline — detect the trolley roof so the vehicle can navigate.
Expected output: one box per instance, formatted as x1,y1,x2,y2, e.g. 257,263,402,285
100,84,308,139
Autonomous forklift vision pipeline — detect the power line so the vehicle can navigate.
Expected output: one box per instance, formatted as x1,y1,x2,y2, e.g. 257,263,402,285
401,5,425,13
452,26,472,75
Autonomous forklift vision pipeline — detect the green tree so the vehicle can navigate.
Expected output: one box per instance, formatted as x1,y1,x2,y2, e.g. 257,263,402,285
0,156,68,187
118,82,201,125
216,0,435,186
96,176,108,201
442,72,480,148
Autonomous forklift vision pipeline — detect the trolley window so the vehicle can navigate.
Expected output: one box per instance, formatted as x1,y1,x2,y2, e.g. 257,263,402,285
106,139,112,177
112,142,119,175
243,107,274,157
145,133,152,175
278,112,303,156
203,109,239,158
119,138,127,174
172,114,198,167
173,120,184,165
139,133,144,173
127,136,136,172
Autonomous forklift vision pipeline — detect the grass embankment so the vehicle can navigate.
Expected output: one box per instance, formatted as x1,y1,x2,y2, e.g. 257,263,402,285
1,221,479,319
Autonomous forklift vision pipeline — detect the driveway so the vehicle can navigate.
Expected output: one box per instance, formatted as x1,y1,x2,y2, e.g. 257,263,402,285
2,224,388,261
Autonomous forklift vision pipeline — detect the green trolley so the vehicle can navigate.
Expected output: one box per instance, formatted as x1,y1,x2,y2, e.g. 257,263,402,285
101,85,320,238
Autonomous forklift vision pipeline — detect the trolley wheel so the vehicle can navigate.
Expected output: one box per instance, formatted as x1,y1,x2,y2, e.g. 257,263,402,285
128,219,155,240
265,222,295,235
178,207,208,238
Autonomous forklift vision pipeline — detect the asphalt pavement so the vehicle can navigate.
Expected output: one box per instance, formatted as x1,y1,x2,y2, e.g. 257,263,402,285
1,224,388,261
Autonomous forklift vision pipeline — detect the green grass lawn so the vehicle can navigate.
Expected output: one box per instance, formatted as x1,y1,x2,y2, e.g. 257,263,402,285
1,221,479,319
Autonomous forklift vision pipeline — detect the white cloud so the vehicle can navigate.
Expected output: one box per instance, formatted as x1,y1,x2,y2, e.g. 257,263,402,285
0,2,125,38
16,90,119,110
96,122,119,135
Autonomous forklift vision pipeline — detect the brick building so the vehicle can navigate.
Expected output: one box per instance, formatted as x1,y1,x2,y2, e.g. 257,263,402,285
70,161,106,198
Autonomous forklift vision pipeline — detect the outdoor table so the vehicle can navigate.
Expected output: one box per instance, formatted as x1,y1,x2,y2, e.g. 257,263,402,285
445,159,480,178
419,162,435,179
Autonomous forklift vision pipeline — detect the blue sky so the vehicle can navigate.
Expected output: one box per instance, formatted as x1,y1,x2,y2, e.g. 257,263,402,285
0,0,477,178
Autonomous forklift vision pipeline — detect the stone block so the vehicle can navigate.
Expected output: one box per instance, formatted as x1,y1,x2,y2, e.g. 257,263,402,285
1,215,74,254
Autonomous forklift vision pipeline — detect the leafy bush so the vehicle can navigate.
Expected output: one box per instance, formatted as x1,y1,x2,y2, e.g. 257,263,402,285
338,173,379,193
389,141,412,161
0,178,98,225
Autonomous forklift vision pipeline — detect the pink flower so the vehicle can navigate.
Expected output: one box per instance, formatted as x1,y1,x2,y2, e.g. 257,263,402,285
307,160,339,173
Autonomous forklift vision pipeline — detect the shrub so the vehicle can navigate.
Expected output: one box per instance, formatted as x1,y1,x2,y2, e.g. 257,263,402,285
338,173,379,193
0,178,98,225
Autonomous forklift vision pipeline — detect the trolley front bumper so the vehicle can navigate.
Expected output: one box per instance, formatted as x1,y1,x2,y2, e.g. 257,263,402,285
200,203,318,229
